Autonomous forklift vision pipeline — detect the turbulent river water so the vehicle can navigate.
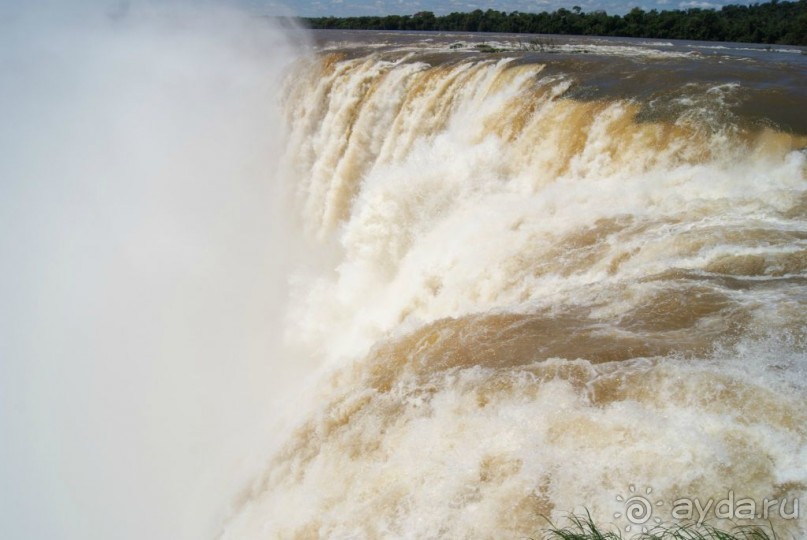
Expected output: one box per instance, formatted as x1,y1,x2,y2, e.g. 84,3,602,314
220,31,807,539
2,12,805,538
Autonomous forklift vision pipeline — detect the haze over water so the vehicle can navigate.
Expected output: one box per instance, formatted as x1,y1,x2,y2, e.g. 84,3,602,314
1,7,806,539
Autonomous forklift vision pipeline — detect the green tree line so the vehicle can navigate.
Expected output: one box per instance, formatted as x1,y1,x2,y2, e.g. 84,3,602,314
300,0,807,45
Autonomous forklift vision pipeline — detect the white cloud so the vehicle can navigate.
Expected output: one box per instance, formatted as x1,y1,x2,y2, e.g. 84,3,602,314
679,0,717,7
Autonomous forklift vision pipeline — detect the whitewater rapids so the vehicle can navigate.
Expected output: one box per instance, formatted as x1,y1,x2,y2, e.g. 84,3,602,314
222,40,807,539
2,10,804,537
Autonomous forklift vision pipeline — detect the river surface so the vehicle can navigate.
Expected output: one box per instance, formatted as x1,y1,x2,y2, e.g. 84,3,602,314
221,30,807,538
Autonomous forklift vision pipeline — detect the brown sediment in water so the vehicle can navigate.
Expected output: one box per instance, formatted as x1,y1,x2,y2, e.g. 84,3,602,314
222,43,807,540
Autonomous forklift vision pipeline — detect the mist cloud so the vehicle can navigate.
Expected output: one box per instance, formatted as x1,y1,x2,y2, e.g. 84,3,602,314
0,3,305,539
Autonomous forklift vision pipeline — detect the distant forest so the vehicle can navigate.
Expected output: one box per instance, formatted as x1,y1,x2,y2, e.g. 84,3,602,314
301,0,807,45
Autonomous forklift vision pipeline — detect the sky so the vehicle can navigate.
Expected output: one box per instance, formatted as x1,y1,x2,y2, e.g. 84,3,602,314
259,0,764,17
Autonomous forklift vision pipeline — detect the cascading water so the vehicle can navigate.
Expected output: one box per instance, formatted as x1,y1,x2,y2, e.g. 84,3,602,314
2,8,805,538
223,40,807,539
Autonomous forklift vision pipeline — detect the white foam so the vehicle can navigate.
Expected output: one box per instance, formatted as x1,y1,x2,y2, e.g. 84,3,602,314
234,52,807,537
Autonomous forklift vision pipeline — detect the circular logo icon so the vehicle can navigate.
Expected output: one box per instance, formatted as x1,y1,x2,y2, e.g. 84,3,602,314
614,485,664,533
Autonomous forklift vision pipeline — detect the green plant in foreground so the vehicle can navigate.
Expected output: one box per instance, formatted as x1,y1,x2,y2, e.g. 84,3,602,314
540,512,622,539
539,512,779,540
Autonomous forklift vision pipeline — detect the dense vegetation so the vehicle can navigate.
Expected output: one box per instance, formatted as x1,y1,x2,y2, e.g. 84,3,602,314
301,0,807,45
